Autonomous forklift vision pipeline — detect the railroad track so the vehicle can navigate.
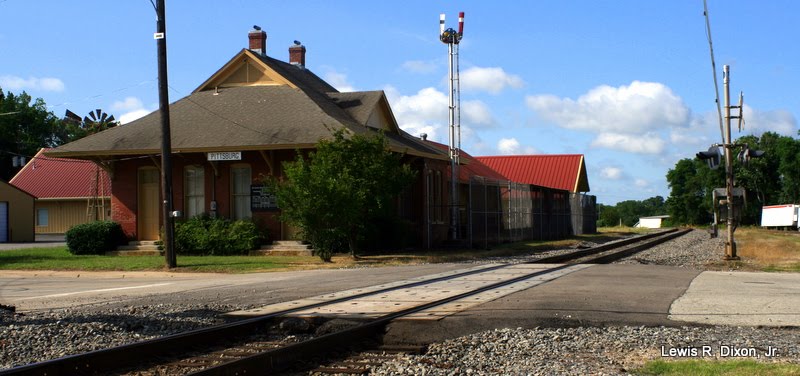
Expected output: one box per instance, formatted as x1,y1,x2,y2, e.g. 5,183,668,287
1,228,690,376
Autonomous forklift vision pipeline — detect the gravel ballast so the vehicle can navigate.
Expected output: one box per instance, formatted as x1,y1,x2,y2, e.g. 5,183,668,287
3,229,796,374
372,326,800,376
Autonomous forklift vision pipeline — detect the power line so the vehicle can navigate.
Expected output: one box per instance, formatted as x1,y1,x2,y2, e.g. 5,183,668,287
703,0,726,144
45,79,157,110
1,149,156,164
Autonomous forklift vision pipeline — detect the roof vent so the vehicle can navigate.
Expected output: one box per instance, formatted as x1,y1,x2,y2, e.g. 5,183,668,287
420,133,428,141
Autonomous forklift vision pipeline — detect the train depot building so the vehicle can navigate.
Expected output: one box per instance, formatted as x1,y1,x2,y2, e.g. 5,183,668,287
47,27,596,250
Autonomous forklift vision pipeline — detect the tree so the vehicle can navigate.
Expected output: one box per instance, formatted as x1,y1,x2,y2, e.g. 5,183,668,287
271,130,417,261
596,204,620,227
665,158,721,225
665,132,800,226
596,196,666,227
0,87,83,181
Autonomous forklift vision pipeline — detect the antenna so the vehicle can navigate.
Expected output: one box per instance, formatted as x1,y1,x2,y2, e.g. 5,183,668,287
439,11,464,241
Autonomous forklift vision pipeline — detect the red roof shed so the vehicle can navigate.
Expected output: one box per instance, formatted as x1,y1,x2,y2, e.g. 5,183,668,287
475,154,590,193
10,148,111,199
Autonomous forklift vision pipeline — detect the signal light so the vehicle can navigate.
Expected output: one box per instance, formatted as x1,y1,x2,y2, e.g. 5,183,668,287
737,148,765,165
696,146,722,170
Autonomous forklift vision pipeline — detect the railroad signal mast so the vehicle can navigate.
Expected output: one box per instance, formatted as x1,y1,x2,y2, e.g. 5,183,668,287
440,11,464,240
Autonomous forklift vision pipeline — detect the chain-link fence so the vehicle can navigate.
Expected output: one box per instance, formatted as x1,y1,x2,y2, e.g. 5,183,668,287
465,176,596,249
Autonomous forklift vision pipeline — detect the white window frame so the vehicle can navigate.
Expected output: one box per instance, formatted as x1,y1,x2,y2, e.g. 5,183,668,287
230,164,252,220
184,165,205,218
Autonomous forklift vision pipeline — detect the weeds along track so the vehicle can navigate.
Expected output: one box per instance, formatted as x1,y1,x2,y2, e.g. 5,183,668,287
1,229,690,376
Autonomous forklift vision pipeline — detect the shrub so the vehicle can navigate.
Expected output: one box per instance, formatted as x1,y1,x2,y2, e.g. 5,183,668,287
65,221,128,255
174,215,262,255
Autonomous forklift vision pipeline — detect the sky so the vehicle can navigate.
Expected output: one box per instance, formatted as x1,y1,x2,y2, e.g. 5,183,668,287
1,1,798,205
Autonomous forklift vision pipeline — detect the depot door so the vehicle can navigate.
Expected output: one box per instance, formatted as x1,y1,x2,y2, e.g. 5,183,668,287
138,168,160,240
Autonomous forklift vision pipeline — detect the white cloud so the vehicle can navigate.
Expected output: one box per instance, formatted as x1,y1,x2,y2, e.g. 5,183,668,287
526,81,689,134
634,179,649,188
741,105,798,136
592,132,666,154
0,75,65,92
323,69,356,92
462,99,495,127
600,167,623,180
460,67,524,94
111,96,152,124
111,97,144,112
402,60,437,74
119,109,151,124
497,137,538,155
384,85,495,143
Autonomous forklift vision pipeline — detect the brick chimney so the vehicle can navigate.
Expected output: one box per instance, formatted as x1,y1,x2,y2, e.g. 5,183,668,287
289,42,306,67
248,26,267,56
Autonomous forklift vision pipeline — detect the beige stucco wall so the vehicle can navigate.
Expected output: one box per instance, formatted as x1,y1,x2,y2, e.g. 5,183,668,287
0,181,35,242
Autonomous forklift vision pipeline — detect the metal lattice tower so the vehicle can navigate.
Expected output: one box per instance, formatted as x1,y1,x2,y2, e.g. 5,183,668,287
440,12,464,240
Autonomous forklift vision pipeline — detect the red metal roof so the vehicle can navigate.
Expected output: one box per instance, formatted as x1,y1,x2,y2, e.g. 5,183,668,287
475,155,590,192
424,141,508,182
10,148,111,199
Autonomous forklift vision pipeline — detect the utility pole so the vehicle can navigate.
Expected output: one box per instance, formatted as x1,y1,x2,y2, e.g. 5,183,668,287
155,0,176,268
722,65,739,260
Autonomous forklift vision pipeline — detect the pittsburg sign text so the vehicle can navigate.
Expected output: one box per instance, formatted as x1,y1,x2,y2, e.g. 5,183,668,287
207,152,242,161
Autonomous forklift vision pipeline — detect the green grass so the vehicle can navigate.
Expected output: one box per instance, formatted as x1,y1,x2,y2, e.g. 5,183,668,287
637,360,800,376
0,246,328,273
0,227,648,273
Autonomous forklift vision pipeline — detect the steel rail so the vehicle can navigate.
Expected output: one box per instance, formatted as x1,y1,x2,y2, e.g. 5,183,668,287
1,229,686,376
188,229,691,375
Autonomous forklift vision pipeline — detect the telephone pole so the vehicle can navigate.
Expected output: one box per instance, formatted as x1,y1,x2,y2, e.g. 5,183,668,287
155,0,176,268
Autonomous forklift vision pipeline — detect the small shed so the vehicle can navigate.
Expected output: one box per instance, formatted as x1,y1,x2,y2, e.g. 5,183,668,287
0,180,35,242
10,148,111,234
635,215,670,229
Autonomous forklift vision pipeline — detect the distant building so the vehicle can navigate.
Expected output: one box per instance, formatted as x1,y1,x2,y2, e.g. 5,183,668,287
0,180,34,242
475,154,595,235
635,215,670,229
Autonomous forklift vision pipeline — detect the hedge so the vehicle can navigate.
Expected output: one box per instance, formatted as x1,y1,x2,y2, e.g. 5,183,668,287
65,221,128,255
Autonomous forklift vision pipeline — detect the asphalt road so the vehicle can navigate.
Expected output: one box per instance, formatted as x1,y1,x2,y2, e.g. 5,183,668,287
4,261,799,347
0,234,65,251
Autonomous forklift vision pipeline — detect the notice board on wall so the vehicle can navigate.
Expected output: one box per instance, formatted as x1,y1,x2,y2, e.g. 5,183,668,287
250,185,278,211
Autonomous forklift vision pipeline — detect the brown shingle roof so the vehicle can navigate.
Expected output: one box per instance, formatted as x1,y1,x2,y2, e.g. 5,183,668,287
48,51,448,161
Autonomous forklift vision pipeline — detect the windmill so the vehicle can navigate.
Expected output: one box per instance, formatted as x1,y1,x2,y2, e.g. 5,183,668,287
82,109,118,134
64,109,118,220
64,108,119,135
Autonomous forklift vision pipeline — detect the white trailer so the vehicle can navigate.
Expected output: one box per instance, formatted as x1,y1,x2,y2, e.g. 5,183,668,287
760,204,800,229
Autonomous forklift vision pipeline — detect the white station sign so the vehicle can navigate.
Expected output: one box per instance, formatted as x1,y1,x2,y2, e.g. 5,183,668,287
207,152,242,161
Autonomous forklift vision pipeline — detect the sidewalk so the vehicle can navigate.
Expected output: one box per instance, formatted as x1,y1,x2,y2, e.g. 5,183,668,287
669,271,800,326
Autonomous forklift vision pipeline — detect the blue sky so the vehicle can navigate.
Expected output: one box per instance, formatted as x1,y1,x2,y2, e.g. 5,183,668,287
1,1,797,205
